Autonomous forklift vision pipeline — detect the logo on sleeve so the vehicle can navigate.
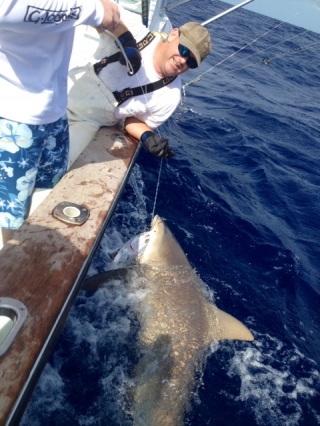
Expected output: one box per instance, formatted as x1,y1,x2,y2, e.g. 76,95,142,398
24,6,81,24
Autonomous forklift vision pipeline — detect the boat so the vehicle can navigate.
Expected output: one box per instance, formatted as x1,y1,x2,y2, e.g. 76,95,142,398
0,1,253,424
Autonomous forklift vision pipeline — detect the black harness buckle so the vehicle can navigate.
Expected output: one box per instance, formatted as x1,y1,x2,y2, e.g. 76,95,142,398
113,88,134,103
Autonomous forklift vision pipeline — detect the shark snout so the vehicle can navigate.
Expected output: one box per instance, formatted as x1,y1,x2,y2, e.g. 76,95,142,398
151,214,163,229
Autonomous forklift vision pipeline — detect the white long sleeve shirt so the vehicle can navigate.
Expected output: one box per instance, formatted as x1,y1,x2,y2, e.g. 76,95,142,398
0,0,104,124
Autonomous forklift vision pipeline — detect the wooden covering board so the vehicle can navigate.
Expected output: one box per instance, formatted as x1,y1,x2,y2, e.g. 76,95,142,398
0,127,139,426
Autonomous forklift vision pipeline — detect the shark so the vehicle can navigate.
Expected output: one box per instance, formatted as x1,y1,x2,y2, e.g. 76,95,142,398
83,215,254,425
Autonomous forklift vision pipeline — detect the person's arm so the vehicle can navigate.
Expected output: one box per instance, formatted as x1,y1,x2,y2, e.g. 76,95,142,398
97,17,142,75
99,0,121,32
124,116,150,140
0,0,120,33
105,20,128,37
125,117,174,158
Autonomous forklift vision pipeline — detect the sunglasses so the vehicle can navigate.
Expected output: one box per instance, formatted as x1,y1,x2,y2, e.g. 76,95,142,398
178,44,198,69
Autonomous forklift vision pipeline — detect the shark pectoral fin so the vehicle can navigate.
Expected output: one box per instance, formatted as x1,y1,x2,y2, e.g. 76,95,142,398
216,307,254,341
81,268,128,291
206,303,254,342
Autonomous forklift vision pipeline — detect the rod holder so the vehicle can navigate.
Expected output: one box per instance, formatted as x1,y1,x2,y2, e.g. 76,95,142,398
52,202,90,225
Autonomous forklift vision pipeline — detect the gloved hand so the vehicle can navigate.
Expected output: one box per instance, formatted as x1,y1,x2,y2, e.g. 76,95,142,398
141,131,174,158
117,31,141,75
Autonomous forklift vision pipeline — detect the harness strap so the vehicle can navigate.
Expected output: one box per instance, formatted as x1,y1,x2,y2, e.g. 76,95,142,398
93,52,121,75
113,76,177,106
93,31,177,106
94,32,156,75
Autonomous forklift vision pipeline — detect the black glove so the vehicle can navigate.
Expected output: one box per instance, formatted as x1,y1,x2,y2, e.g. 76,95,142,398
117,31,141,76
141,131,174,159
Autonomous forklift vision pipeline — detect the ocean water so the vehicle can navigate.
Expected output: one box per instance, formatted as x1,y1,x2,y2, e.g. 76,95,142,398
21,1,320,425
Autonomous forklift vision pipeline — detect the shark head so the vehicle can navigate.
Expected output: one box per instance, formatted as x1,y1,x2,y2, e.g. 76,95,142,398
112,215,189,268
139,215,190,267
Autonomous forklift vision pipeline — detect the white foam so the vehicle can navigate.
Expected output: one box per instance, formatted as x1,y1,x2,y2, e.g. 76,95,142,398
21,364,67,426
227,331,320,425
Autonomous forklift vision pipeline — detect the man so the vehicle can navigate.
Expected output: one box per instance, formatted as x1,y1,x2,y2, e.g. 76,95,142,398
67,5,211,166
0,0,140,245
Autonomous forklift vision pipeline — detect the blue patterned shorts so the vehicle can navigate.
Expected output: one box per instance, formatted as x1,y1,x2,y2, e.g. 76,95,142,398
0,115,69,229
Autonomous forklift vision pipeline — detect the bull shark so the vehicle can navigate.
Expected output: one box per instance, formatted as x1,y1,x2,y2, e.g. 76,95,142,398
83,215,254,425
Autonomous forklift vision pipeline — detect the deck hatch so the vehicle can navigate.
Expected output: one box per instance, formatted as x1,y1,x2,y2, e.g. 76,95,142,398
0,298,28,356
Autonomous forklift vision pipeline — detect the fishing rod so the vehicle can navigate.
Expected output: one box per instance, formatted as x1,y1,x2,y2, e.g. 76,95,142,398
201,0,254,26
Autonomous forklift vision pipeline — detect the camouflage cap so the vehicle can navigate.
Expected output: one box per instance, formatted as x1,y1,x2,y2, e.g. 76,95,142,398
179,22,211,67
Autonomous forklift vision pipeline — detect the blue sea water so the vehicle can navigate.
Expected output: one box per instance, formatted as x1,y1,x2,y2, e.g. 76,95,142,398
21,1,320,425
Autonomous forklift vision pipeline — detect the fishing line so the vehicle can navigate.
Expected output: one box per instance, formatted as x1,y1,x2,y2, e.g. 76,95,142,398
208,29,309,76
151,158,163,223
130,49,166,225
185,27,309,88
198,39,320,79
258,40,320,64
100,30,162,222
109,29,167,224
183,2,317,88
131,74,165,226
101,28,166,222
205,31,320,79
176,32,320,117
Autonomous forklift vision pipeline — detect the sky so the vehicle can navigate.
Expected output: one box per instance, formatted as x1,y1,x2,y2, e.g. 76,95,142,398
223,0,320,34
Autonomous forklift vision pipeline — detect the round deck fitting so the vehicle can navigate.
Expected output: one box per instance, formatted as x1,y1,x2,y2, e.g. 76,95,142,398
52,201,89,225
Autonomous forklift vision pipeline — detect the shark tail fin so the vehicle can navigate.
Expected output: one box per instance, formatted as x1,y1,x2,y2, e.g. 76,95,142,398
216,307,254,341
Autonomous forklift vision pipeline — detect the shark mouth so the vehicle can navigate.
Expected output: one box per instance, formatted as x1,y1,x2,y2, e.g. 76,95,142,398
112,216,163,266
113,231,151,265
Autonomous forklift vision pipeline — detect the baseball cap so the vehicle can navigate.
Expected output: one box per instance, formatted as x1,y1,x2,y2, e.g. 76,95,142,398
179,22,211,67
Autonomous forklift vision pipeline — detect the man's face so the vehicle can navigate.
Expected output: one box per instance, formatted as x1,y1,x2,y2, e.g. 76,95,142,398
157,28,197,77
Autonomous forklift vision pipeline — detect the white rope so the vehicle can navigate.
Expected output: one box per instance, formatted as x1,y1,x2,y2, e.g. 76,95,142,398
103,29,135,75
